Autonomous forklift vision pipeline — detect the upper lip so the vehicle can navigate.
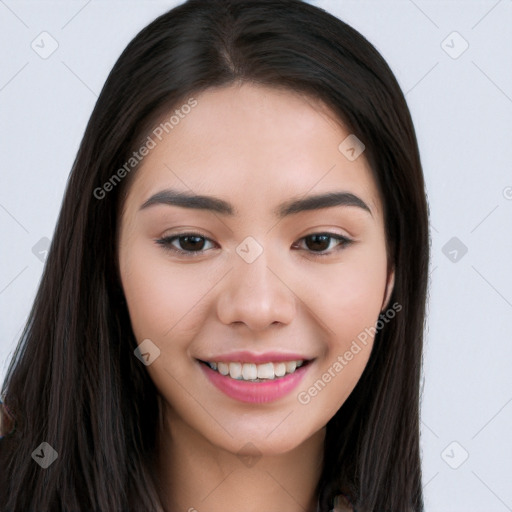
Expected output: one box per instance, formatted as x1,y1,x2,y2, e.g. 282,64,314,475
198,351,313,364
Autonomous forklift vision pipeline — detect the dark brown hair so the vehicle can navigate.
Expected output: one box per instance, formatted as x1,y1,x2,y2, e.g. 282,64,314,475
0,1,429,510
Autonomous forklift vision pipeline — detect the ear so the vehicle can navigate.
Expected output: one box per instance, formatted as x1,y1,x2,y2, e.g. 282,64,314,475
381,267,395,312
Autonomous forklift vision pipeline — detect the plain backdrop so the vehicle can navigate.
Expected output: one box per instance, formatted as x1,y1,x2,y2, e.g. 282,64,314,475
1,1,511,511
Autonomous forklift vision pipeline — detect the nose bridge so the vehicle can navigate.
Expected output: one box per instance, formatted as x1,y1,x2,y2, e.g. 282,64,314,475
236,245,277,296
216,240,296,329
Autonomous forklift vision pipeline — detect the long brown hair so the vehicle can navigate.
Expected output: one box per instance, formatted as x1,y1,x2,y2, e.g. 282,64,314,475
0,1,429,510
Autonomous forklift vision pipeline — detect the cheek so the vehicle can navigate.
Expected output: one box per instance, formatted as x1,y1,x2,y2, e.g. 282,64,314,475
328,265,386,339
119,240,210,343
294,245,388,413
303,247,388,344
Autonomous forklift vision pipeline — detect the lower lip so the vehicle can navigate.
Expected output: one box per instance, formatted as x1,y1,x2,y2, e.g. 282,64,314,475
199,361,311,404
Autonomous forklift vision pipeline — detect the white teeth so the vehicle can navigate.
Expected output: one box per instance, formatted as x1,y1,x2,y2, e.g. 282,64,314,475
285,361,297,373
217,362,229,375
229,362,242,379
206,360,306,381
257,363,275,380
242,363,258,380
274,362,286,377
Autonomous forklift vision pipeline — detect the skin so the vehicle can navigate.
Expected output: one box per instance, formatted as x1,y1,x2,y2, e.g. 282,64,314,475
118,83,394,512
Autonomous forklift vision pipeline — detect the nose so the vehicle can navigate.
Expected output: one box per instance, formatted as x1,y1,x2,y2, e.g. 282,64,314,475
216,249,296,331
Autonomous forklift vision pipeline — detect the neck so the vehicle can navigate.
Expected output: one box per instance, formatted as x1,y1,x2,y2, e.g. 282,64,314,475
154,401,325,512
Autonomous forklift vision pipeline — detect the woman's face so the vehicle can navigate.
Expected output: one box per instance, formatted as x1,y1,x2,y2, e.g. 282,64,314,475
118,83,394,456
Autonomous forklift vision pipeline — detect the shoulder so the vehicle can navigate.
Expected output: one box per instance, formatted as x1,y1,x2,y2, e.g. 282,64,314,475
331,493,355,512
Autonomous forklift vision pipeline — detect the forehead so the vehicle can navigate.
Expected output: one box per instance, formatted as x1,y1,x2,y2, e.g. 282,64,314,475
123,83,382,218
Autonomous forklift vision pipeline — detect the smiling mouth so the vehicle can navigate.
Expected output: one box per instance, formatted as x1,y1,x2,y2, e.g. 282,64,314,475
198,359,313,382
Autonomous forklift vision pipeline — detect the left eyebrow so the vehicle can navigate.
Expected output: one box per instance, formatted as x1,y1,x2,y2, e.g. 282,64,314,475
139,189,373,218
276,191,372,218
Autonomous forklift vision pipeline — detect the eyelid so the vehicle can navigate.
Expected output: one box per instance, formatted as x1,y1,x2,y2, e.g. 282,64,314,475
155,231,353,258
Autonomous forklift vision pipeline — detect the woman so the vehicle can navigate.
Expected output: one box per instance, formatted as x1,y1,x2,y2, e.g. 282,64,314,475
0,1,429,511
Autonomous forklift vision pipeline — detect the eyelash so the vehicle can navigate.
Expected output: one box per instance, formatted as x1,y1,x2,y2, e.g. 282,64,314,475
155,231,353,258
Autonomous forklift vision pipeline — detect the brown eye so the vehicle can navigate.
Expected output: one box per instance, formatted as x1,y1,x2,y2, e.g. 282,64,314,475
174,235,206,252
305,234,331,252
156,233,215,256
156,231,352,258
293,233,352,257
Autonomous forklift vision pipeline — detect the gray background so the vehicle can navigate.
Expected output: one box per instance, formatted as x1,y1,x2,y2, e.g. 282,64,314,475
1,1,511,510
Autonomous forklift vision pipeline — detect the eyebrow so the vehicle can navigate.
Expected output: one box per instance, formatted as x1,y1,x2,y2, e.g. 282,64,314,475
139,189,372,218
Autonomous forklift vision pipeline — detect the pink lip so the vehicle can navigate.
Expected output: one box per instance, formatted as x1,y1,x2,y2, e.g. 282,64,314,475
199,360,312,404
201,350,310,364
